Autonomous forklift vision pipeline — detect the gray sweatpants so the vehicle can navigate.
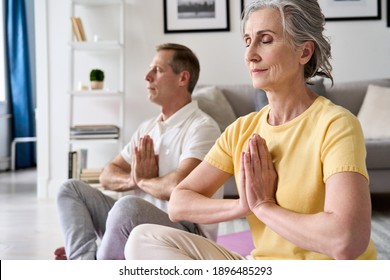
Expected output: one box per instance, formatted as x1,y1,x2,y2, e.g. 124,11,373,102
56,179,201,260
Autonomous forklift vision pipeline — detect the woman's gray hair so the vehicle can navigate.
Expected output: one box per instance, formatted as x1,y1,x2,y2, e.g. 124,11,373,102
241,0,333,84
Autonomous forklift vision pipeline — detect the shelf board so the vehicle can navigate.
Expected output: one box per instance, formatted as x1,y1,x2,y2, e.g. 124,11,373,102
69,138,120,144
69,90,123,97
70,41,123,51
72,0,123,6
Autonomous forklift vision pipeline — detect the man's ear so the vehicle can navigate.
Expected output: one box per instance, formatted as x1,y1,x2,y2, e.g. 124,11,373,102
300,41,315,65
179,70,190,85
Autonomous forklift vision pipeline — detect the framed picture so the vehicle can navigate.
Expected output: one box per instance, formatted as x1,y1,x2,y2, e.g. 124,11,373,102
242,1,381,22
163,0,230,33
388,0,390,27
319,0,381,21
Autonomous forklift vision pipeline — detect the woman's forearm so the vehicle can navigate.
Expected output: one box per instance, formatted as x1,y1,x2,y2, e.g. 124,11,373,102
168,188,245,224
254,198,371,260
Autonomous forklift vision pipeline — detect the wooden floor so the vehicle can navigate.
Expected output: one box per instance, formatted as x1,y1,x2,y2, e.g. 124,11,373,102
0,168,249,260
0,168,63,259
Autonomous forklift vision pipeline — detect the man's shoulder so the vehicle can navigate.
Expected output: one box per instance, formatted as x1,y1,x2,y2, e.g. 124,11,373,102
191,108,221,128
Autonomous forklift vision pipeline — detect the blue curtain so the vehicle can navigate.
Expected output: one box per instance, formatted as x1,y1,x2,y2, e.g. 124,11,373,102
5,0,36,169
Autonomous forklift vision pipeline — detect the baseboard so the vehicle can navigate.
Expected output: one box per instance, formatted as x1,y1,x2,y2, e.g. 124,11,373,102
0,156,10,171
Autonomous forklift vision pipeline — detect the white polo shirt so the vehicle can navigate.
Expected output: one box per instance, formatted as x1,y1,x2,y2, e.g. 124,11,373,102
121,101,223,240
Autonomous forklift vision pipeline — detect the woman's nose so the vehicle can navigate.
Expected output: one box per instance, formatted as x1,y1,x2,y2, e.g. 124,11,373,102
245,44,261,64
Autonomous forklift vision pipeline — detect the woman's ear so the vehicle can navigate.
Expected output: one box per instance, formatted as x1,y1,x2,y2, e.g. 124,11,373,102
300,41,315,64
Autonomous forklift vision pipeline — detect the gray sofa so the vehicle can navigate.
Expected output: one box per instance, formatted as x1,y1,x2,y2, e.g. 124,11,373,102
194,78,390,196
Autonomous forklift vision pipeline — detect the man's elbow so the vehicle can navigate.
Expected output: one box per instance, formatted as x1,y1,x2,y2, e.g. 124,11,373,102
99,169,107,185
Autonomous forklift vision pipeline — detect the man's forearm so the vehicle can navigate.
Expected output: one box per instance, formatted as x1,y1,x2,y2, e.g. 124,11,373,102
99,164,135,192
136,175,176,201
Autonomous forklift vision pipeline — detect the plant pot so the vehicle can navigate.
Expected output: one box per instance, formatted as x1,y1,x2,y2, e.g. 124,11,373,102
90,81,104,90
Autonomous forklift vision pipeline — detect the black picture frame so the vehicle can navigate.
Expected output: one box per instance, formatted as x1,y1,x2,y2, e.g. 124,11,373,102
319,0,381,21
242,0,382,22
163,0,230,33
388,0,390,27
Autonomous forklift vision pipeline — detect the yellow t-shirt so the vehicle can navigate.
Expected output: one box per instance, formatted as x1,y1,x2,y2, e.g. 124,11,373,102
205,96,377,259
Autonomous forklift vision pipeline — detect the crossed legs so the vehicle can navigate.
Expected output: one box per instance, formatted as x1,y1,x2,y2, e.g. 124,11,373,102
56,179,202,260
125,224,245,260
97,196,201,259
56,179,115,260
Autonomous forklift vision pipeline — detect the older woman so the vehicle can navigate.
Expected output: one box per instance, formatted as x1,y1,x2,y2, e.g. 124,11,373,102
124,0,377,260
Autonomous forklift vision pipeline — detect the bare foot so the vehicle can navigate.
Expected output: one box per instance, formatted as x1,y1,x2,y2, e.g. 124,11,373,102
54,247,67,260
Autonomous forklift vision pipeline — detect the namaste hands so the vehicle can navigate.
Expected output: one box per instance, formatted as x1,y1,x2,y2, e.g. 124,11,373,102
132,135,159,188
239,134,278,215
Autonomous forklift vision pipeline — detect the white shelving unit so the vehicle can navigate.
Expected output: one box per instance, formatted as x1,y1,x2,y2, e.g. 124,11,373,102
68,0,125,172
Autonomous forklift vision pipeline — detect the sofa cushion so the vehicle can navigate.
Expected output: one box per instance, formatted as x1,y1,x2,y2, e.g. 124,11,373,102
254,89,268,111
357,84,390,139
326,78,390,116
308,77,326,97
218,85,257,117
366,139,390,169
197,84,256,118
193,86,237,132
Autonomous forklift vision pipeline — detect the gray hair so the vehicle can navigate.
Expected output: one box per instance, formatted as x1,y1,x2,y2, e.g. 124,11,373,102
241,0,333,84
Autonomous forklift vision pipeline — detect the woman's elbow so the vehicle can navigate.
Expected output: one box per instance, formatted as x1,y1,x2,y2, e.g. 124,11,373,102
168,203,181,222
168,190,181,222
331,230,371,260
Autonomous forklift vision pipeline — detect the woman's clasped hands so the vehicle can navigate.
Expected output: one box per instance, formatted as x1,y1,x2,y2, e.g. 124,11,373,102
239,134,278,216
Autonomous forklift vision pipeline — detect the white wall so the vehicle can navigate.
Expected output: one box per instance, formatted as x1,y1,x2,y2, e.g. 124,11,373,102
36,0,390,198
0,0,10,170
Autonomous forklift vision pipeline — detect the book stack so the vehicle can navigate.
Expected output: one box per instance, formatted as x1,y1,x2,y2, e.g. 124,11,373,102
80,168,102,183
68,149,88,179
70,125,119,140
70,17,87,41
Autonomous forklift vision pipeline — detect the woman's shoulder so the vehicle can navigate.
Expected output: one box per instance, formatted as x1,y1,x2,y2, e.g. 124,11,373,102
317,95,350,112
314,96,362,130
315,96,357,119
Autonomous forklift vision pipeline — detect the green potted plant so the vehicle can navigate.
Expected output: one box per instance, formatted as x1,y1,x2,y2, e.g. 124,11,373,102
90,69,105,90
